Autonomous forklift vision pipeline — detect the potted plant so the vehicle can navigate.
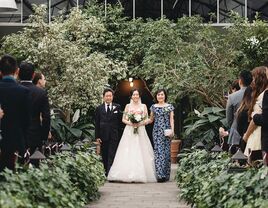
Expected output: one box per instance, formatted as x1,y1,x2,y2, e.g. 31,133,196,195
170,135,181,163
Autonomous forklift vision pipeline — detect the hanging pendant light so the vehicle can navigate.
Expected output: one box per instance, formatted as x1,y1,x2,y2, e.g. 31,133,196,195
0,0,18,12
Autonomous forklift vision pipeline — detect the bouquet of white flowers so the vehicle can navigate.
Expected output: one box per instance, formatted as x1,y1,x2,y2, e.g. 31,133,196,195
126,110,147,134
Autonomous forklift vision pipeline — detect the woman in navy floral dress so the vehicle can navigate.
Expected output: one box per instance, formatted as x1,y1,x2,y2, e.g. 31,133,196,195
149,89,174,182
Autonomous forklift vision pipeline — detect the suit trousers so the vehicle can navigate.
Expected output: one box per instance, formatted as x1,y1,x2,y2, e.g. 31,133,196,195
100,139,119,176
0,150,17,172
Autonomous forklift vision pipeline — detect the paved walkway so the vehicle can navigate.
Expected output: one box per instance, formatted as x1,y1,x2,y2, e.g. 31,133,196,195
87,164,189,208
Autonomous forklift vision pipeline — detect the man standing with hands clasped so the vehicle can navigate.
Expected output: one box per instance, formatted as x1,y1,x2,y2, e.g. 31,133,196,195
95,88,121,176
0,55,31,171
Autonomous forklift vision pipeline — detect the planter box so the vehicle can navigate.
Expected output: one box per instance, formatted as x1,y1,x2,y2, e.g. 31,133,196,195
170,139,181,164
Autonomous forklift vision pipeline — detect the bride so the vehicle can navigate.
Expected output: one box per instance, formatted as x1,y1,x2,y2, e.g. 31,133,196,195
107,89,156,182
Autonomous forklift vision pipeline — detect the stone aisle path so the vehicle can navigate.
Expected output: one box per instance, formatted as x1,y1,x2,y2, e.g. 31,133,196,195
86,164,189,208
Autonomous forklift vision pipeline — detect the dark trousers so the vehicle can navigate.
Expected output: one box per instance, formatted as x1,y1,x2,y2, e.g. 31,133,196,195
100,139,118,176
0,150,17,172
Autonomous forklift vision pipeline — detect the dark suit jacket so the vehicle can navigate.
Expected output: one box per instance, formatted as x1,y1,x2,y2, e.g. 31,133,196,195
0,77,31,153
95,103,121,142
253,90,268,152
21,82,50,148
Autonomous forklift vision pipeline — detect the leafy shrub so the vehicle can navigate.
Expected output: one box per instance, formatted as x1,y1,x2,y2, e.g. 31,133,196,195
176,150,229,204
0,165,84,208
51,109,95,144
183,107,227,149
0,151,105,207
48,152,106,201
176,150,268,208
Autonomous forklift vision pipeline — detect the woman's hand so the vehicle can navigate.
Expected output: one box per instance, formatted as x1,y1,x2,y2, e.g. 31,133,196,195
0,108,4,119
243,133,249,142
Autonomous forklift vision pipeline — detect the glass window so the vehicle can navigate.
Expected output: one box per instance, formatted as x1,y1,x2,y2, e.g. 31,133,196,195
220,0,245,23
247,0,268,22
170,0,189,19
191,0,217,23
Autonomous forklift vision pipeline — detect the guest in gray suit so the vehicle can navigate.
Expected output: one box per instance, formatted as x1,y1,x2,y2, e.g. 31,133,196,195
226,70,252,150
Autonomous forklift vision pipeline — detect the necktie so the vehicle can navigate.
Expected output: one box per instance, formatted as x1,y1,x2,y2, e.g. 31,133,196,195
107,105,111,114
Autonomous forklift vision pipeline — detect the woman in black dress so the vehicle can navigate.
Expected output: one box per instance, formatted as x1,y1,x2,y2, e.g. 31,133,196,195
236,86,252,152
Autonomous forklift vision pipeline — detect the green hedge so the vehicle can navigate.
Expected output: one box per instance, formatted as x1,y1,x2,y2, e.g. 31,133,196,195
0,151,106,208
176,150,268,208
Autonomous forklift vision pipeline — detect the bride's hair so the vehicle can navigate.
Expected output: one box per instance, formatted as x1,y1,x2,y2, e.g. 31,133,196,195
130,88,142,97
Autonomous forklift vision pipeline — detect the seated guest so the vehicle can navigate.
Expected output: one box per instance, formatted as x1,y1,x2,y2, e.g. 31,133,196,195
0,55,31,171
18,63,50,159
236,86,252,152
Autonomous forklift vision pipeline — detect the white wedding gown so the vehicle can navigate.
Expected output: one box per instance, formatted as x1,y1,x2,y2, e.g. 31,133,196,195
108,106,156,183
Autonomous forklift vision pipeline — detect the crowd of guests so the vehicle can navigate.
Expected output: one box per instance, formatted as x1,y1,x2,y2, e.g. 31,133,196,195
221,66,268,165
0,54,51,171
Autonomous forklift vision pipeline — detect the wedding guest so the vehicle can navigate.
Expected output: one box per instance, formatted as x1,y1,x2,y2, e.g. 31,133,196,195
229,79,240,94
243,66,268,162
226,71,252,152
32,72,52,139
0,55,31,171
236,86,252,152
33,72,46,89
248,67,268,165
220,79,242,151
149,89,174,182
19,62,50,158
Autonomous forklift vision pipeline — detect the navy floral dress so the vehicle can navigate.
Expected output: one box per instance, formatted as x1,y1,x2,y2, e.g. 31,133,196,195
150,104,174,181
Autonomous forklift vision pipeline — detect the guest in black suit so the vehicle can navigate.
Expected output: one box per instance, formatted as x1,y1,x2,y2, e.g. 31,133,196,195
95,88,121,176
32,72,46,89
18,62,51,155
0,55,31,171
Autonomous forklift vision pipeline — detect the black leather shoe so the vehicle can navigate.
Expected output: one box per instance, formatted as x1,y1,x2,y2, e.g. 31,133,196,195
157,178,166,183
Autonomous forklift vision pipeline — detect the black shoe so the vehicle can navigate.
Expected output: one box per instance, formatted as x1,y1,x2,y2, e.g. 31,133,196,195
157,178,166,183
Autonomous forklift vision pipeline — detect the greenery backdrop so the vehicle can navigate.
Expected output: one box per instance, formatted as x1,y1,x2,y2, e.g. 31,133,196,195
1,1,268,143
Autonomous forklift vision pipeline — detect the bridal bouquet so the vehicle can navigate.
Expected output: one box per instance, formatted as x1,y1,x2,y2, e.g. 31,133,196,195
127,110,146,134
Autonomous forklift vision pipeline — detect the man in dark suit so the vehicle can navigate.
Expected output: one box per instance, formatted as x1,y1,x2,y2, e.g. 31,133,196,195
95,88,121,176
0,55,31,171
18,62,51,156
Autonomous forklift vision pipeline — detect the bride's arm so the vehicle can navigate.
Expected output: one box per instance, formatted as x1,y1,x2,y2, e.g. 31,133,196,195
122,104,133,126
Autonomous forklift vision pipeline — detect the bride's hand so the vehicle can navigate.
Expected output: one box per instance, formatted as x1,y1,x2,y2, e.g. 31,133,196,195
138,121,146,127
133,123,139,128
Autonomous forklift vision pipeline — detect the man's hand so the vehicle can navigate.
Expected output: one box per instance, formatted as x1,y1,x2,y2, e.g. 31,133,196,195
219,127,228,138
48,131,52,140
